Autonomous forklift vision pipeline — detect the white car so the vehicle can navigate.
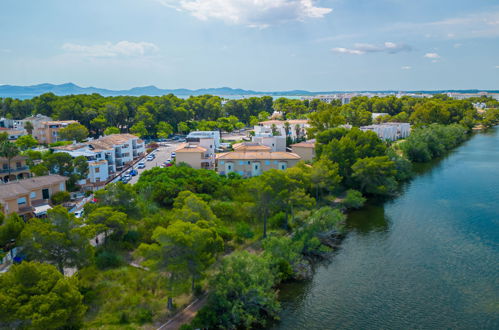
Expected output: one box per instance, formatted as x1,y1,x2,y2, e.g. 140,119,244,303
74,210,84,218
137,162,146,169
171,152,176,158
146,155,154,161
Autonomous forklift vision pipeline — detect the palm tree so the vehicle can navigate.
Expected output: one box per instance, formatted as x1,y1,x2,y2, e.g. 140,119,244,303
0,141,20,181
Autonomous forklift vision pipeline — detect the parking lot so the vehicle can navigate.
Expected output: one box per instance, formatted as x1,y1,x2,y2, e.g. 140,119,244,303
127,142,182,184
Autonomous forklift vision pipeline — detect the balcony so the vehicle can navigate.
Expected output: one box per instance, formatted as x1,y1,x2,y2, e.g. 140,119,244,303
0,166,30,174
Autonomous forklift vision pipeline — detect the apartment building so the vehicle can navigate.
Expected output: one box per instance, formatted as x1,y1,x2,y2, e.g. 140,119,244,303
360,123,411,141
175,144,214,170
52,133,144,188
256,119,309,140
290,139,316,162
32,120,78,144
216,151,301,177
0,175,68,218
1,156,31,183
252,134,286,152
186,131,221,149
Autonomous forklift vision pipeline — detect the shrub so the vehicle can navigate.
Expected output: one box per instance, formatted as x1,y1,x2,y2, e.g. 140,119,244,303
269,211,287,229
50,191,71,205
342,190,366,209
95,250,124,269
235,222,253,242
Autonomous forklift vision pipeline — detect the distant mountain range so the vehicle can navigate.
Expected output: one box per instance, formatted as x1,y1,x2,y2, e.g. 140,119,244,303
0,83,497,99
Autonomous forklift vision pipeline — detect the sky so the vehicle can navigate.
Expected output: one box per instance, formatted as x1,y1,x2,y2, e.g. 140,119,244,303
0,0,498,91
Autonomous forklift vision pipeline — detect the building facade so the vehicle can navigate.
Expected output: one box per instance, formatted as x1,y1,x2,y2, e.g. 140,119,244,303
0,156,31,183
216,151,301,177
290,139,316,162
0,175,68,218
32,120,78,144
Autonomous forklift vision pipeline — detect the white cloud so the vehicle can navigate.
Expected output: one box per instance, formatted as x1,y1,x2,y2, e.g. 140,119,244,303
62,41,159,57
401,66,411,70
332,41,411,55
156,0,332,28
424,52,440,59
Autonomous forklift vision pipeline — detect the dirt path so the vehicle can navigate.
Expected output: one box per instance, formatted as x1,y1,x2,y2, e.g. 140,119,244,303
156,295,208,330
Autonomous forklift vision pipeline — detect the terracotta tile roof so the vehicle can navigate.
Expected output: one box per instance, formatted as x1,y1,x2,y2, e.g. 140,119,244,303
176,144,207,153
216,151,301,160
96,134,140,146
291,139,316,148
41,120,78,125
232,142,272,151
52,143,88,151
259,119,309,125
0,175,68,200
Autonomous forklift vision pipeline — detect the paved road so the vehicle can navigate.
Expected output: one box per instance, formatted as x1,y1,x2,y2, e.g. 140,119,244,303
129,142,182,185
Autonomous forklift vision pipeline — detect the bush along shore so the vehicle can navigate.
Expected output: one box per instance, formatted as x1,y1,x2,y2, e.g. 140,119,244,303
2,94,499,329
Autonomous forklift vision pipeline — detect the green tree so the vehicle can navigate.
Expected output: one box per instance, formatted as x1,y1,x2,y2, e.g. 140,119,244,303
342,189,366,209
44,152,73,176
192,251,280,329
87,206,128,242
103,126,120,135
177,121,190,134
0,213,25,247
156,121,173,139
137,221,223,309
310,158,342,199
352,156,398,195
50,191,71,205
30,163,49,176
130,121,148,138
59,123,89,142
0,140,20,179
0,262,86,329
24,120,34,134
73,155,89,180
15,135,38,151
20,206,93,273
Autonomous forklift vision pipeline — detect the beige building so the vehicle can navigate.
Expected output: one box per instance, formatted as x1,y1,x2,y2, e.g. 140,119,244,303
0,175,68,218
216,151,301,177
232,142,271,152
1,156,31,183
175,144,214,170
32,120,78,144
290,139,316,162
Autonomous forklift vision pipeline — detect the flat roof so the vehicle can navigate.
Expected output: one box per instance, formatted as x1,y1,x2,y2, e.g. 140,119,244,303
176,144,207,153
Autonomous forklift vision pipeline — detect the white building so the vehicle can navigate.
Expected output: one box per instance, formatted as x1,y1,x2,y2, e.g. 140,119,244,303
256,119,309,140
360,123,411,141
252,133,286,152
186,131,221,149
52,133,144,189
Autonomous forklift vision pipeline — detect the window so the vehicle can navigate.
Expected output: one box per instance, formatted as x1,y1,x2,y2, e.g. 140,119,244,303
265,160,270,166
42,188,50,200
247,161,250,165
59,183,65,191
220,161,225,165
239,161,244,165
2,164,7,170
228,165,232,170
16,162,21,168
17,197,27,205
255,165,259,170
95,167,100,173
30,192,36,199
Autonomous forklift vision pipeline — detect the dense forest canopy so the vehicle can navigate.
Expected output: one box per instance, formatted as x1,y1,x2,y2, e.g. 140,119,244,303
1,93,497,139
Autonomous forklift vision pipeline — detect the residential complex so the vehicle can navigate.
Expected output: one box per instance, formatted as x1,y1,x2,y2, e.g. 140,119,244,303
32,120,78,144
290,139,316,162
360,123,411,141
0,175,68,218
216,151,301,177
52,133,145,189
1,156,31,183
256,119,309,140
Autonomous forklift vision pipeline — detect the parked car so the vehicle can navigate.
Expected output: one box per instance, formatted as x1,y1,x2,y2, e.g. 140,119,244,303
171,152,176,158
130,169,138,176
137,162,146,169
146,155,154,161
74,210,84,218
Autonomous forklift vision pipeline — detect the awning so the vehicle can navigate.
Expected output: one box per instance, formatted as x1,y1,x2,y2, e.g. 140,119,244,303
33,204,52,216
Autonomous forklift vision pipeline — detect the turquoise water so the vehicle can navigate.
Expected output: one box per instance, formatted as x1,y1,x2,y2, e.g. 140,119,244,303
275,129,499,329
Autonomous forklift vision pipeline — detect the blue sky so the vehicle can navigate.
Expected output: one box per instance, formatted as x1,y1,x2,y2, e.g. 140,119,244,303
1,0,498,91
